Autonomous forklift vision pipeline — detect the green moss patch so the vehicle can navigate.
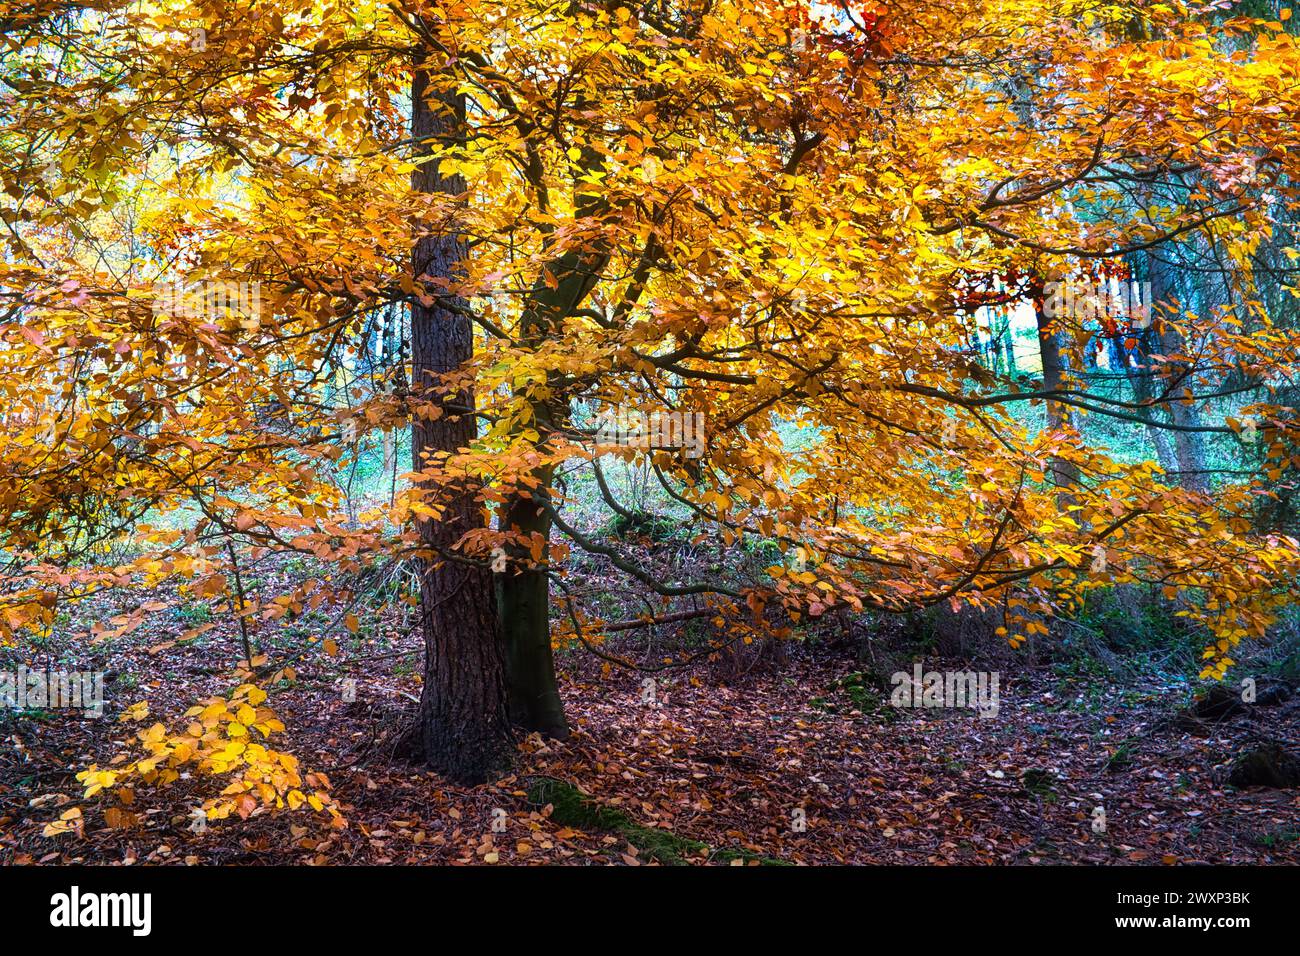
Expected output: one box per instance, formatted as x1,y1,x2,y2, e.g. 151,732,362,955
526,777,789,866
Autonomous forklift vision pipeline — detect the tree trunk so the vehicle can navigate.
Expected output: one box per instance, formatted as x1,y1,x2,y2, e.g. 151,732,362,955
1031,278,1080,495
1111,330,1177,474
496,267,583,738
498,473,568,737
1001,311,1018,378
409,61,514,783
1147,252,1209,492
495,143,608,738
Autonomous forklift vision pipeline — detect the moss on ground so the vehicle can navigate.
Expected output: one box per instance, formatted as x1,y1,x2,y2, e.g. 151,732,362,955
526,777,789,866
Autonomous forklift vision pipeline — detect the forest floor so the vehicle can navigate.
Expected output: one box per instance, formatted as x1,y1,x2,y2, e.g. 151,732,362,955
2,555,1299,866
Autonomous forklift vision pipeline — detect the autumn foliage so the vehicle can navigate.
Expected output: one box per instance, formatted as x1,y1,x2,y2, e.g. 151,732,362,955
3,0,1300,807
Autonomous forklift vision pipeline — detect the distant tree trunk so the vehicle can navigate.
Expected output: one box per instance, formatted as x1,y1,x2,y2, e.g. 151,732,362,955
1008,83,1078,495
1031,277,1080,494
382,429,394,481
408,60,513,783
1111,330,1177,474
1002,317,1018,378
1147,252,1209,492
381,307,397,484
989,310,1017,377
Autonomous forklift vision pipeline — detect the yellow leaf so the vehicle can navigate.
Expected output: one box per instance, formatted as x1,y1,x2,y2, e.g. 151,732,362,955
119,701,149,723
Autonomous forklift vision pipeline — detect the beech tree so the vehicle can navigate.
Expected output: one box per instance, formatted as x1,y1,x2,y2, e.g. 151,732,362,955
4,0,1300,794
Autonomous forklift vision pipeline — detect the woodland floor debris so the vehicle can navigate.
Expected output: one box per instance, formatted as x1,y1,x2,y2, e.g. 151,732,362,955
2,565,1299,865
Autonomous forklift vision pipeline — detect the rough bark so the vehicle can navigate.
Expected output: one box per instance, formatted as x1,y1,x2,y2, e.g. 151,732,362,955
409,61,514,783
